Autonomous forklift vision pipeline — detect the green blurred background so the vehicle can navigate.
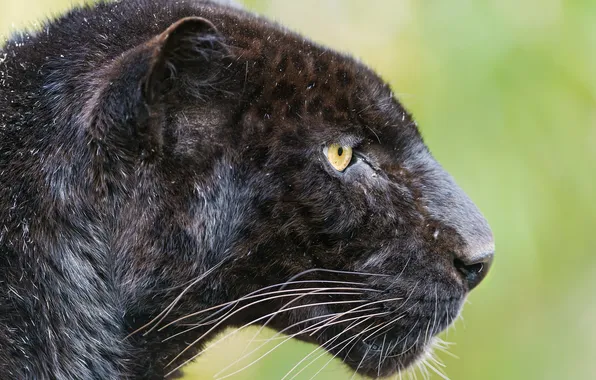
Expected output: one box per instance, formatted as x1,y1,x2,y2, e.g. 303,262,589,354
2,0,595,379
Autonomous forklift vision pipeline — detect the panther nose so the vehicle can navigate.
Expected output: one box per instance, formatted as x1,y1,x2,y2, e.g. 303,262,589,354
420,157,496,291
453,244,494,291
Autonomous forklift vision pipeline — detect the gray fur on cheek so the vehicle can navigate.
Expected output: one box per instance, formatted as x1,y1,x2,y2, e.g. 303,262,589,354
186,158,264,266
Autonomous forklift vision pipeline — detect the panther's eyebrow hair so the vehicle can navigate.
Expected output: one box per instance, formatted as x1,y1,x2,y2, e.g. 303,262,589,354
320,134,364,148
364,124,382,144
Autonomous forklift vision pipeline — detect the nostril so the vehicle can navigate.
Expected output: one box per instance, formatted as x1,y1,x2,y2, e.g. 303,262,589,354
454,259,483,277
453,256,491,290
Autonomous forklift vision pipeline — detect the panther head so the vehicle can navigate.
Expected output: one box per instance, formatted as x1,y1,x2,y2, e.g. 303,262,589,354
0,1,494,378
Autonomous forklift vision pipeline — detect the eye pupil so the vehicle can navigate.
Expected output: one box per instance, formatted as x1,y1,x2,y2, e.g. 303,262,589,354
325,143,353,172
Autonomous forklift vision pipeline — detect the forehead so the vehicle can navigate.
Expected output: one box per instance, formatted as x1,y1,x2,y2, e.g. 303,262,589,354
217,12,412,140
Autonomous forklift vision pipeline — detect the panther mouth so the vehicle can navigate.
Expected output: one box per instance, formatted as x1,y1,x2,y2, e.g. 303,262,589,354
316,294,465,378
227,269,469,379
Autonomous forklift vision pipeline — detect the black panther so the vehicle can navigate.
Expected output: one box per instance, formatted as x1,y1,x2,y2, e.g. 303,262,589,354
0,0,494,378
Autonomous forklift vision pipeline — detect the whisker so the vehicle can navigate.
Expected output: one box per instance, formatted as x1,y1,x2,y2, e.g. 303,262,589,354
385,256,411,291
422,353,450,380
393,319,419,355
248,307,381,344
215,310,387,380
240,283,379,352
386,334,402,358
307,310,391,342
308,296,403,337
279,268,390,291
282,318,378,380
362,282,420,343
418,358,430,380
129,268,389,376
281,339,325,380
213,305,382,378
423,318,432,348
432,338,458,359
410,354,418,380
349,344,371,380
164,298,368,377
427,350,446,368
401,330,422,359
308,299,391,340
124,257,229,339
444,303,452,340
362,314,405,344
163,289,365,342
213,312,344,378
430,285,439,341
287,318,389,380
307,330,364,380
378,334,387,377
158,283,378,331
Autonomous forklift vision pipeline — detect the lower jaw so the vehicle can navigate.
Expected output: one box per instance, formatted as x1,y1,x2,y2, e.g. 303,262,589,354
344,337,444,378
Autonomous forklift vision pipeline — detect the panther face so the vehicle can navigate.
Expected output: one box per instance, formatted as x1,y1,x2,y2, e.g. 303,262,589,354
0,1,494,378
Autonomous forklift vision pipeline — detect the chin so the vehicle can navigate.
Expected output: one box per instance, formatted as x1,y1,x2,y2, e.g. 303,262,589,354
341,336,444,378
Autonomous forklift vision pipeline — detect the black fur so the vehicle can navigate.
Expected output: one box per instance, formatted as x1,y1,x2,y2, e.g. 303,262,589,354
0,0,495,378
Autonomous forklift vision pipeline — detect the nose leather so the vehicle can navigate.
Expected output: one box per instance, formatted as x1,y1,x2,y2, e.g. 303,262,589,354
454,247,494,290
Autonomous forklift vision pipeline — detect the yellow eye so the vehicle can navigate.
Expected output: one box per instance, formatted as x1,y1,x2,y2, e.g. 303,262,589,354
326,143,353,172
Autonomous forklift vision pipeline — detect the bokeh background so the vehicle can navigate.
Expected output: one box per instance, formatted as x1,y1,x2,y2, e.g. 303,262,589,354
2,0,595,379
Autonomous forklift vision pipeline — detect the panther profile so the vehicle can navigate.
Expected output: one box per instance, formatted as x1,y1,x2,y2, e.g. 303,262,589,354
0,0,494,378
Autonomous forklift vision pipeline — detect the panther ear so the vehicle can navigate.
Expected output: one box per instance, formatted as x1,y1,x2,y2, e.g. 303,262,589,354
87,17,225,160
144,17,225,104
